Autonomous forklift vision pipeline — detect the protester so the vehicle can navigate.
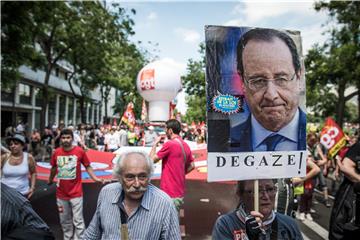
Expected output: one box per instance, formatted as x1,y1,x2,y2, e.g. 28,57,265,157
144,126,158,147
329,139,360,239
307,132,331,207
150,119,195,212
84,150,180,239
118,124,129,147
1,183,55,240
1,133,37,199
127,127,138,146
212,179,303,239
28,129,43,161
48,128,106,240
293,146,320,221
104,127,119,152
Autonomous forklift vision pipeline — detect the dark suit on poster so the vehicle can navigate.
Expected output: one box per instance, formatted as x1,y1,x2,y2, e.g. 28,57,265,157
229,108,306,152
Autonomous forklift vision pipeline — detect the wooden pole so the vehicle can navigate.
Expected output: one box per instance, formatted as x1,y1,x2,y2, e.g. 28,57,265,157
254,179,259,212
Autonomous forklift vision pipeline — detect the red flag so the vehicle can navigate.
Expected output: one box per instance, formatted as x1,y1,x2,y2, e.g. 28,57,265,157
169,101,176,119
141,99,147,122
121,102,136,129
320,117,347,157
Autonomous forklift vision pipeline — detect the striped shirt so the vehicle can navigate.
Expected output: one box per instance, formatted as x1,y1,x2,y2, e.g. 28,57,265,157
84,182,181,240
1,183,51,236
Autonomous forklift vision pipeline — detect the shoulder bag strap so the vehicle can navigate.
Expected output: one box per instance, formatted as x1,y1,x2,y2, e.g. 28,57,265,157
174,138,187,165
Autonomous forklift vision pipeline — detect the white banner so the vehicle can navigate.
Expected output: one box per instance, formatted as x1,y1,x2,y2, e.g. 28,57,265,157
207,151,307,182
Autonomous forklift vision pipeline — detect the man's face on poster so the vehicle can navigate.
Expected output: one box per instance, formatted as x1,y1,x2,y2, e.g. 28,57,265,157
242,37,300,132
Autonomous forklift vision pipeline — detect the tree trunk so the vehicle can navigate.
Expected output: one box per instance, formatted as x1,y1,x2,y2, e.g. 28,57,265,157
40,65,52,133
336,80,346,128
104,85,111,121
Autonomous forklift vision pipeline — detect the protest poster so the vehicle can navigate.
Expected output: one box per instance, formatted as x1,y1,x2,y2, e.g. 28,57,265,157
205,26,307,181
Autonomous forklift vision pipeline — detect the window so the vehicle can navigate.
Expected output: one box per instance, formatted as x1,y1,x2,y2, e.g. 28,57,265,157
35,88,43,107
48,97,56,126
19,83,32,105
1,85,14,102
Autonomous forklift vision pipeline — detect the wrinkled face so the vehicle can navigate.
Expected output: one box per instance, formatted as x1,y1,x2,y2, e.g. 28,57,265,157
242,38,300,132
8,140,23,154
120,153,150,201
241,179,276,219
60,134,73,148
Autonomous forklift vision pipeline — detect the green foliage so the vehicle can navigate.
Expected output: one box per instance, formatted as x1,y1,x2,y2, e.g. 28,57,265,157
183,95,206,123
1,2,43,88
306,1,360,126
182,43,206,122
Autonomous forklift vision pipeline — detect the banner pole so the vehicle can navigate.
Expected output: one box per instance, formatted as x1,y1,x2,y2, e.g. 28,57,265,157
254,179,259,212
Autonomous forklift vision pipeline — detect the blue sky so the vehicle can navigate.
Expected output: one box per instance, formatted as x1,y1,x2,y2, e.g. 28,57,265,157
119,0,330,113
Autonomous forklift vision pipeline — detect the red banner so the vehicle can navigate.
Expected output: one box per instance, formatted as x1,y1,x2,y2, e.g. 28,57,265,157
320,117,347,158
121,102,136,129
141,99,147,122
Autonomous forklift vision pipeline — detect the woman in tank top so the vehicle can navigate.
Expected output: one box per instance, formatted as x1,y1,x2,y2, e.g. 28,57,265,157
1,133,37,198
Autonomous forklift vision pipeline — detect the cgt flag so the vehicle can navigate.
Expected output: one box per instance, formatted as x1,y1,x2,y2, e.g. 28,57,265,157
320,117,347,158
121,102,136,129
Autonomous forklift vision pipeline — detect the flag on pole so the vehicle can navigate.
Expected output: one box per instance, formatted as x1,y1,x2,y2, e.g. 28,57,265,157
141,99,147,122
121,102,136,129
320,117,347,158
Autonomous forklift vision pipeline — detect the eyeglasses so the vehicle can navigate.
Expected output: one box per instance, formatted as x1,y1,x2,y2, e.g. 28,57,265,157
123,173,149,182
244,187,277,195
245,73,297,91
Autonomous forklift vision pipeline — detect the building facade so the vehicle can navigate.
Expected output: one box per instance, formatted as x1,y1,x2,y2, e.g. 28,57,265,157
1,63,118,136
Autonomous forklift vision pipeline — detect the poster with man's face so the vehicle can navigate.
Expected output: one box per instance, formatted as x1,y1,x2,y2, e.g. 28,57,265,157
206,26,306,181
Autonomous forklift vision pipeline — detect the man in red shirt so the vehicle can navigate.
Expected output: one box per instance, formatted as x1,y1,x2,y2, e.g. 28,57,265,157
48,128,104,240
150,119,195,211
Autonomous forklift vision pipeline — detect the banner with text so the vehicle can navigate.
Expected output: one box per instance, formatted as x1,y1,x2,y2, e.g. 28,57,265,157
208,151,307,181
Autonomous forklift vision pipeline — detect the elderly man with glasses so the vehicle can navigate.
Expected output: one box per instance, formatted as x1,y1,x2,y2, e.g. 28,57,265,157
212,179,303,240
84,150,180,240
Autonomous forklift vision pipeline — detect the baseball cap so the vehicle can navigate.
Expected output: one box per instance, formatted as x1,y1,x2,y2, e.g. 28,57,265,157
6,133,26,145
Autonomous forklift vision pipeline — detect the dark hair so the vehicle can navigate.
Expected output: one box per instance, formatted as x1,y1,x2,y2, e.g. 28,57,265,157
60,128,74,139
165,119,181,135
237,28,301,78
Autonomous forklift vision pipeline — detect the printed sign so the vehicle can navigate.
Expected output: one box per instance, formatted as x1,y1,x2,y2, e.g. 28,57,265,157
207,151,306,181
205,26,306,181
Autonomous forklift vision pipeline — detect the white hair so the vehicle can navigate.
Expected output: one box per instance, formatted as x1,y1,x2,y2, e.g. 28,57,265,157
113,149,154,179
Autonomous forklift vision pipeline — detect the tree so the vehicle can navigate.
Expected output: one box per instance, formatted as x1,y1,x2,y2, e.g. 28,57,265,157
1,2,43,126
306,1,360,126
182,43,206,123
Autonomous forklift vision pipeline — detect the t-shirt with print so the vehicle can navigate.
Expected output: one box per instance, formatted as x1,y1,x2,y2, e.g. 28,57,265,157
50,146,90,200
157,137,194,198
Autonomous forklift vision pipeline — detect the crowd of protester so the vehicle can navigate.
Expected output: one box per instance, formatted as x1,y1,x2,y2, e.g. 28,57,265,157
2,121,207,161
